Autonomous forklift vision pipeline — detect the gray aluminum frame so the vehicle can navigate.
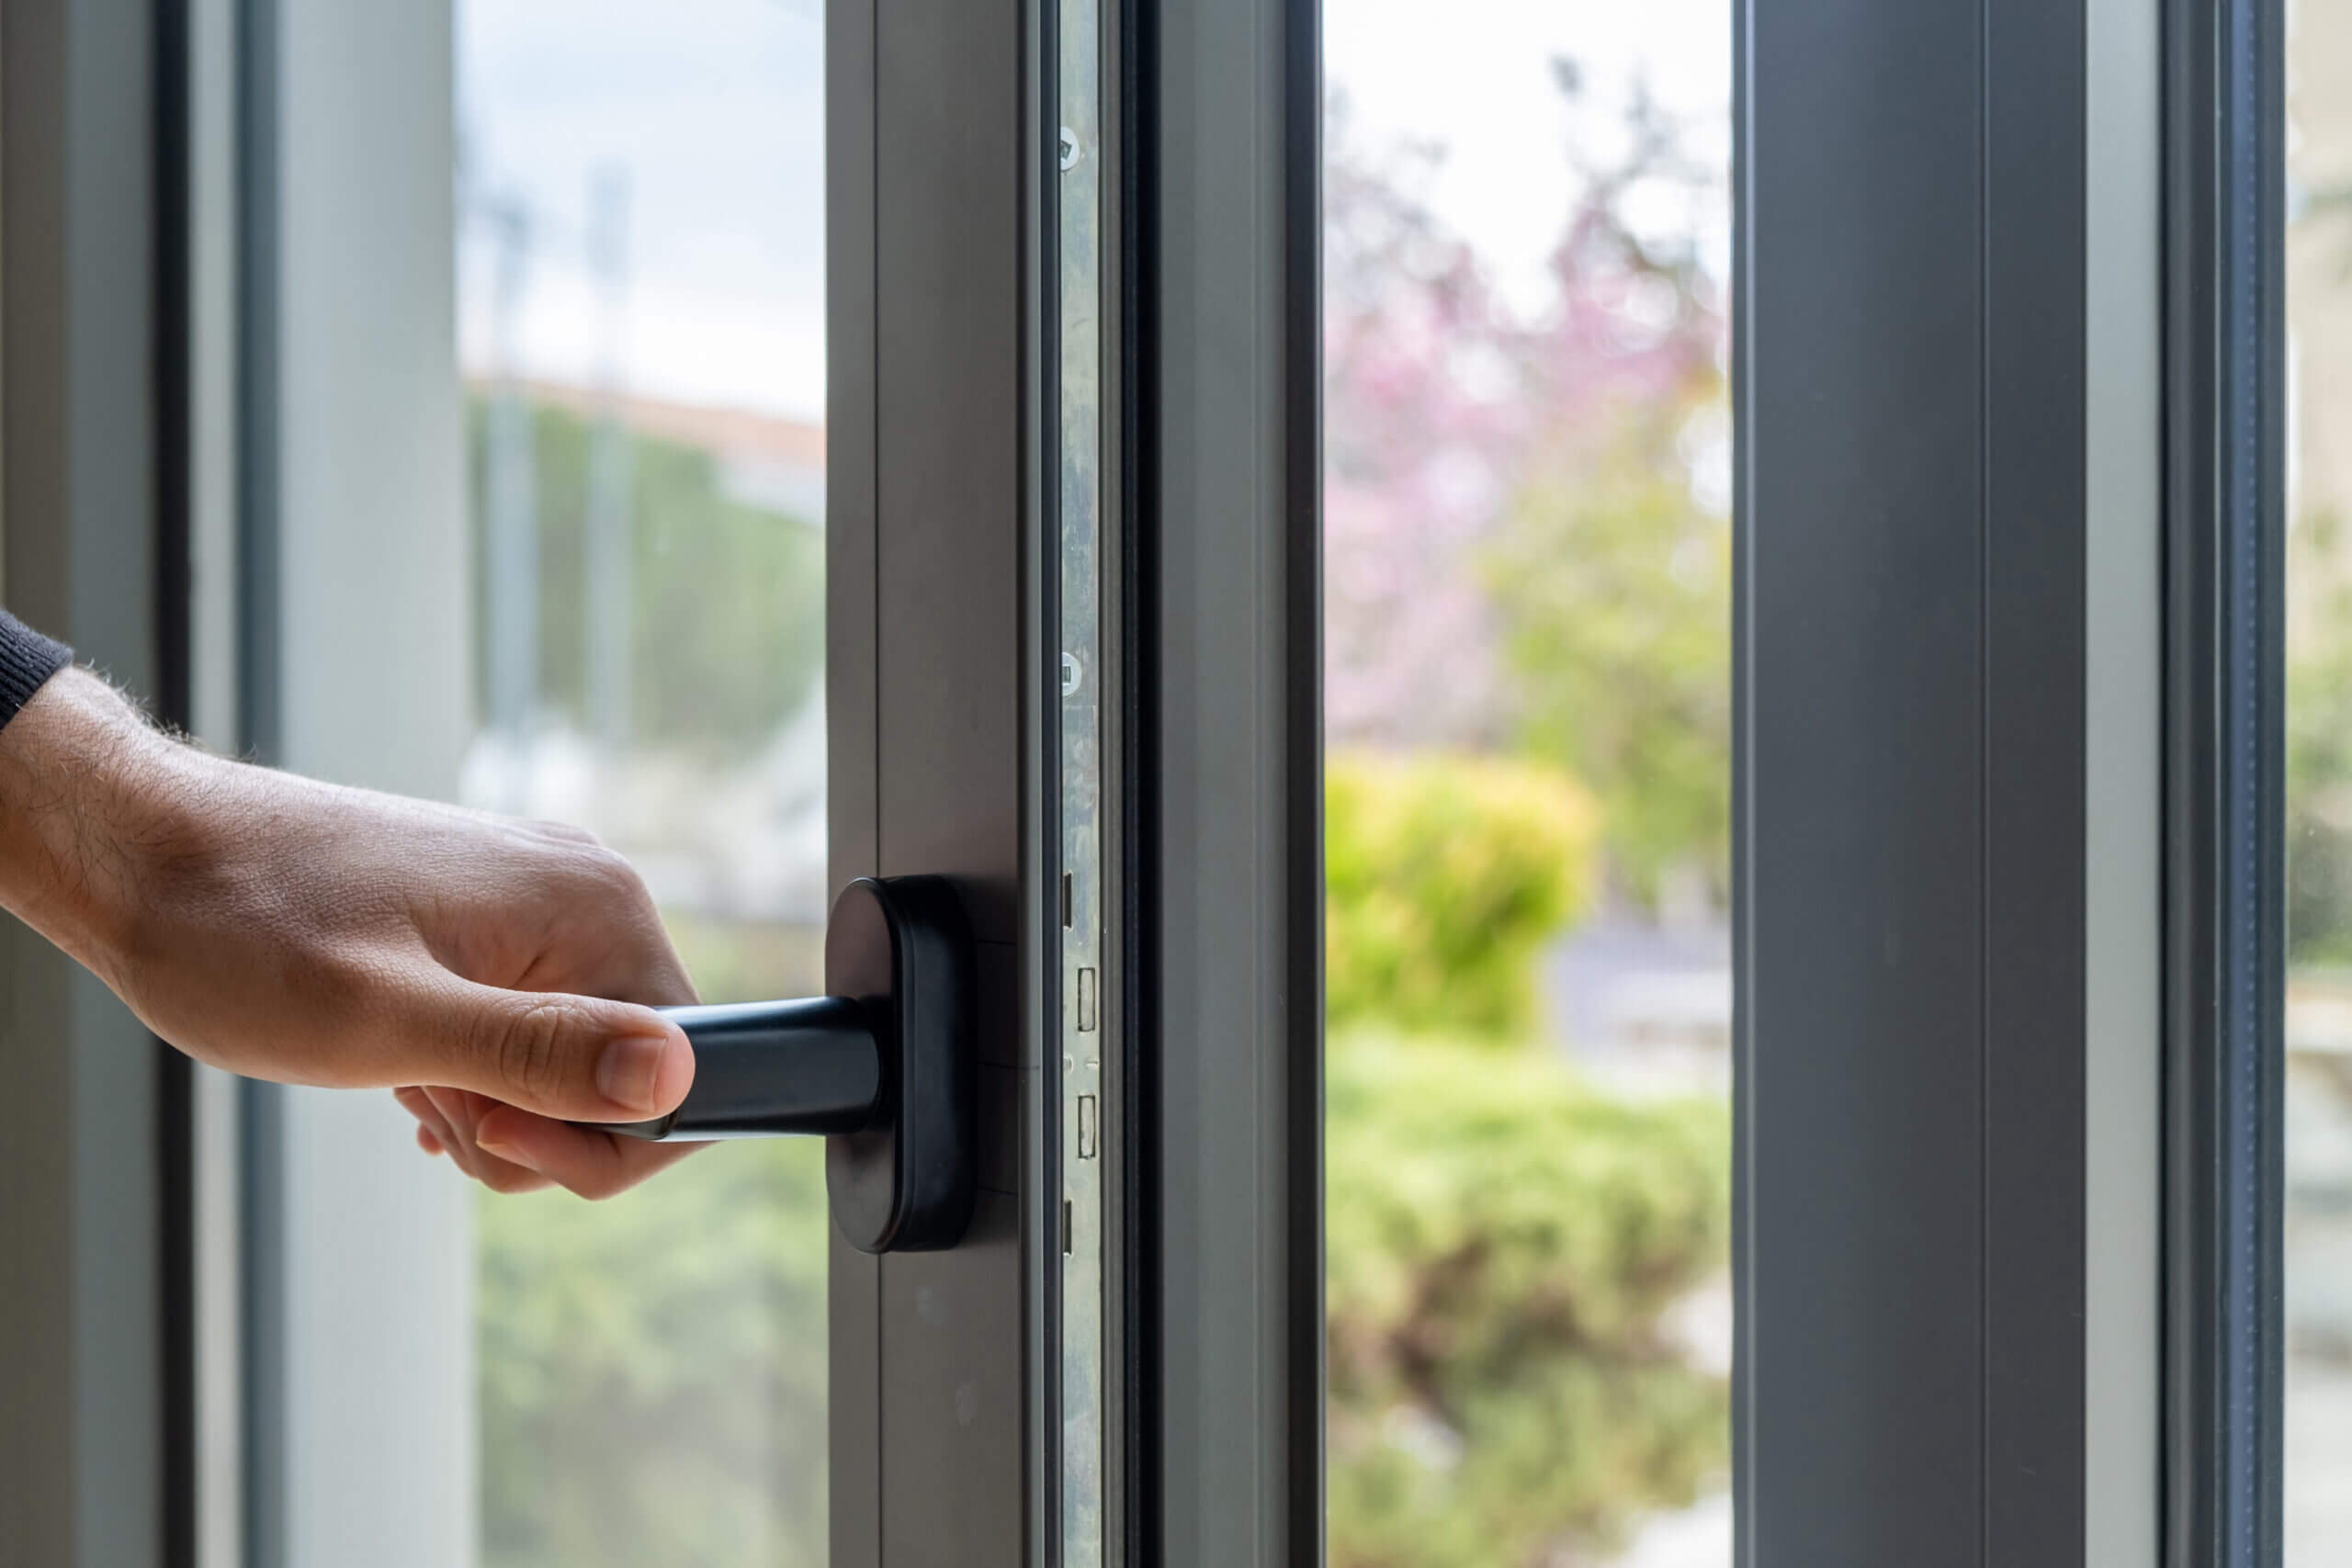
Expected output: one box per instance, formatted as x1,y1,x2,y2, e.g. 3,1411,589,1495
1134,0,1324,1563
1736,1,2166,1565
788,0,1336,1560
823,0,1323,1562
824,0,1053,1563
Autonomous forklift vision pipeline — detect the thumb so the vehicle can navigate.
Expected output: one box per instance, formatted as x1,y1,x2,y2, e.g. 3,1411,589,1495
427,979,695,1122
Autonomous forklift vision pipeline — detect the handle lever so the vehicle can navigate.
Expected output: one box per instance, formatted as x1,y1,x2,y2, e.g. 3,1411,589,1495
601,995,882,1140
577,875,975,1255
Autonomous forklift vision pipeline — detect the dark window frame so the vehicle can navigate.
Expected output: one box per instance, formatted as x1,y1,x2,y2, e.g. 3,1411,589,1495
2162,0,2287,1562
1733,0,2121,1562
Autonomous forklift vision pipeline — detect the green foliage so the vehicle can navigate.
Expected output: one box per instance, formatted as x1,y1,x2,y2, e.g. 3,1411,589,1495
1487,424,1731,908
468,398,825,758
1326,750,1598,1039
1327,1033,1731,1568
479,1138,831,1568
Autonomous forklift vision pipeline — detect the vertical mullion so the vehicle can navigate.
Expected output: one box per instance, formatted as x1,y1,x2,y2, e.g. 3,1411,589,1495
1740,0,2096,1560
825,0,883,1559
1279,1,1323,1562
1743,1,1990,1555
155,0,201,1557
1143,0,1321,1561
2160,0,2288,1559
2216,0,2287,1556
2160,0,2226,1557
858,0,1035,1564
1983,0,2089,1557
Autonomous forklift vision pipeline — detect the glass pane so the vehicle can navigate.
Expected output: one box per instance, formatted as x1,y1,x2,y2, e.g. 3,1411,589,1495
455,6,828,1565
2288,6,2352,1555
1321,5,1732,1565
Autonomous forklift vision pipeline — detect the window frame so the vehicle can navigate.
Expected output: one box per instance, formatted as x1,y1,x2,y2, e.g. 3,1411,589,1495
2160,0,2287,1561
0,3,179,1564
821,0,1053,1561
1129,0,1325,1561
1735,1,2166,1563
829,0,1329,1559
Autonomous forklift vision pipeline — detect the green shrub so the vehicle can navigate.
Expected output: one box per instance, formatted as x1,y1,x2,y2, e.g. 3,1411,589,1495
1326,750,1598,1039
1327,1033,1730,1568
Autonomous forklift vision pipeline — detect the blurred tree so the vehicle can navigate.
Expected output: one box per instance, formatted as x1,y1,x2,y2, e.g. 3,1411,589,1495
1324,73,1729,909
1488,440,1728,911
1489,73,1728,910
468,399,825,759
1323,108,1523,748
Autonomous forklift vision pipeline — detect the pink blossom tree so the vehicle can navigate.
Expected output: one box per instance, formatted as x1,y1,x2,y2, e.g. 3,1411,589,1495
1323,68,1731,903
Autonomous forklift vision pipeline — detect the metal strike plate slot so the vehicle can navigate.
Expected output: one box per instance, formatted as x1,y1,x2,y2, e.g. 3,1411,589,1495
576,874,976,1255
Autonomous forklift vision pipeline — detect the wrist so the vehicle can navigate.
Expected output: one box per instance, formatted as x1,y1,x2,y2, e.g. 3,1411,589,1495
0,669,220,976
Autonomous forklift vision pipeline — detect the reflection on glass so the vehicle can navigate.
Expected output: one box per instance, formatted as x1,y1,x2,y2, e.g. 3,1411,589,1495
456,4,828,1564
2288,6,2352,1557
1322,4,1732,1565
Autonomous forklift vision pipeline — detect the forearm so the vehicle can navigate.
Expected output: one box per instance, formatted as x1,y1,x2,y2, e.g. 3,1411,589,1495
0,668,211,980
0,616,699,1199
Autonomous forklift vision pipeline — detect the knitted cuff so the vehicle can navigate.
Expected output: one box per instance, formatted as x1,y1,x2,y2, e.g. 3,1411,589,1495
0,611,74,733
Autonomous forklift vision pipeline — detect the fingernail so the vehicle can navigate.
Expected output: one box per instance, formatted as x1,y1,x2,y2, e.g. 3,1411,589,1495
594,1032,672,1113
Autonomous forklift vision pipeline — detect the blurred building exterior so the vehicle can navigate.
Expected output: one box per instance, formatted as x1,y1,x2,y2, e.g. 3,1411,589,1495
458,380,831,932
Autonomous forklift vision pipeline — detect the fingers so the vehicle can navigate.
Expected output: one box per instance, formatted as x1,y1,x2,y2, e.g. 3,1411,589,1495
394,1086,455,1157
416,978,696,1125
390,1087,701,1200
474,1102,705,1200
429,1086,559,1193
396,1085,552,1194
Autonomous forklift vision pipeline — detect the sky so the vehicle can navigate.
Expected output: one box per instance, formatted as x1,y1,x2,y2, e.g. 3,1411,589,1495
458,0,1731,425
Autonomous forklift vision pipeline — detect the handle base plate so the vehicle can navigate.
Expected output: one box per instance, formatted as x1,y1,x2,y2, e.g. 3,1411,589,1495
823,875,976,1254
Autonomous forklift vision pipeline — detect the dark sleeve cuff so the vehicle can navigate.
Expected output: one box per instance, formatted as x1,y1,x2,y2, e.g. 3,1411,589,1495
0,610,74,732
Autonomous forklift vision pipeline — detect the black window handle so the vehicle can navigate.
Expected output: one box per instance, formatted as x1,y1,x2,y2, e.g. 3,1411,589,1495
580,874,975,1255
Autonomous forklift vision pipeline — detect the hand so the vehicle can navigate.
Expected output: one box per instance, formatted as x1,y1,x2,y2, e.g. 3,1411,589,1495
0,668,704,1198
